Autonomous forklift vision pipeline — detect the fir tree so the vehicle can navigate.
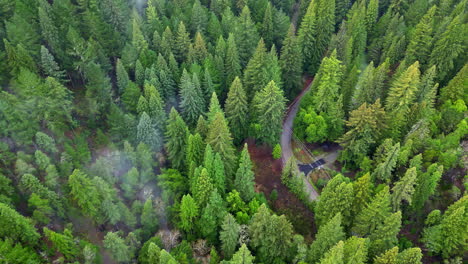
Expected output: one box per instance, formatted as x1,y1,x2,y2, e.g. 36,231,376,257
122,81,141,113
280,24,303,100
352,173,373,218
405,6,436,68
137,112,161,151
225,77,248,143
391,167,418,211
440,63,468,104
186,133,205,174
224,34,241,88
343,236,368,264
235,6,260,67
104,232,131,263
165,108,189,171
298,0,318,74
252,81,286,145
412,164,443,210
429,15,466,81
193,168,215,207
314,174,354,228
385,60,421,138
199,191,227,243
220,213,240,259
141,198,158,239
242,38,269,97
116,58,129,95
207,111,237,178
261,2,274,48
228,244,255,264
308,213,345,263
372,141,400,182
319,241,344,264
174,22,191,63
179,194,199,236
338,100,386,165
352,186,392,237
40,46,66,83
179,70,205,126
234,144,255,202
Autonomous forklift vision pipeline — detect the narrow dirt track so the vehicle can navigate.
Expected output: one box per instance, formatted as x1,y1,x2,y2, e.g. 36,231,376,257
280,80,320,201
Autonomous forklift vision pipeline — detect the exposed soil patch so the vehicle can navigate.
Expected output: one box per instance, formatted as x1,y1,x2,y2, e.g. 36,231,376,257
245,139,316,240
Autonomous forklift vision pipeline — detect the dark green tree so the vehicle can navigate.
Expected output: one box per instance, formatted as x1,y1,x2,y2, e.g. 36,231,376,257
252,81,286,145
225,77,248,143
165,108,189,171
234,144,255,202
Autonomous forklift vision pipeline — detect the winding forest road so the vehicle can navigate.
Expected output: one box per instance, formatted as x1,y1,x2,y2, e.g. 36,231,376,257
281,81,320,201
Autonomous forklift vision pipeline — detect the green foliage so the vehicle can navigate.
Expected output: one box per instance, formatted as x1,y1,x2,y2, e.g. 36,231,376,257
272,144,282,159
308,213,345,263
234,144,255,202
252,81,286,145
165,108,189,171
44,227,80,260
220,213,240,259
104,232,131,263
0,202,40,245
225,77,248,143
0,238,41,264
314,174,354,228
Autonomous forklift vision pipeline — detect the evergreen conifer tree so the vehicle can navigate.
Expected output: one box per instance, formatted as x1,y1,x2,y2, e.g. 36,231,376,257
252,81,286,145
165,108,189,171
234,144,255,202
225,77,248,143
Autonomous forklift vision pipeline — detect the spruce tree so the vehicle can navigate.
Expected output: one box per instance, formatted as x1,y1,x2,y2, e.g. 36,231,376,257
141,198,158,239
207,111,237,178
220,213,240,259
352,173,373,218
391,167,418,211
440,63,468,104
40,46,66,83
186,133,205,174
412,163,443,210
193,168,215,207
243,39,269,98
174,22,191,63
261,2,274,48
352,186,392,237
225,34,241,89
234,144,255,202
179,69,205,126
308,213,345,264
369,211,402,257
372,141,400,182
165,108,189,171
235,6,260,67
405,6,436,68
429,15,466,81
179,194,199,236
385,61,420,138
122,81,141,113
206,92,223,123
116,58,129,95
298,0,318,74
318,241,344,264
252,81,286,145
280,24,303,100
315,0,335,63
228,244,255,264
339,100,386,165
225,77,248,143
199,191,227,243
137,112,161,151
314,174,354,228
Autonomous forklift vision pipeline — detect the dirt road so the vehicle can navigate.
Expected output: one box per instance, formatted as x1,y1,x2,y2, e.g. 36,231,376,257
280,80,320,200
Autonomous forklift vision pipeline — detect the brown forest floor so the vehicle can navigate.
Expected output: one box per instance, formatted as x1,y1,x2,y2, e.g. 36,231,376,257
245,139,317,240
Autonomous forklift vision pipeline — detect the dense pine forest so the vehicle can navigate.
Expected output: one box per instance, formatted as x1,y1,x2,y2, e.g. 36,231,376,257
0,0,467,263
